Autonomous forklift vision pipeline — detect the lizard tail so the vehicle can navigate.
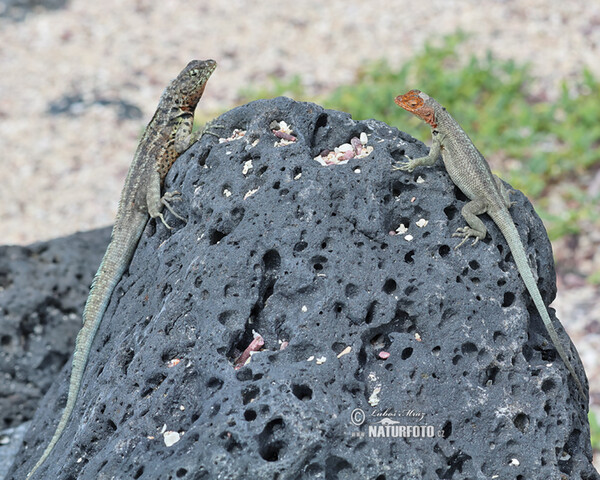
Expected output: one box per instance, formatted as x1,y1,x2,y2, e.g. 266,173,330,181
489,209,586,398
27,213,147,478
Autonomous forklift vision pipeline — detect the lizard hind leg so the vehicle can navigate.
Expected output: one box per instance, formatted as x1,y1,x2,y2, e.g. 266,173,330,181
453,199,488,249
494,175,515,209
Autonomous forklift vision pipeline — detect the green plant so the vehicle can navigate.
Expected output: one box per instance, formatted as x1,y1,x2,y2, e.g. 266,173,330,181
590,411,600,451
238,74,309,102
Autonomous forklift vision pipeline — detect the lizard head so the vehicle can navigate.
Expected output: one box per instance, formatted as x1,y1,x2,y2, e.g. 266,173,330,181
394,90,437,128
171,59,217,109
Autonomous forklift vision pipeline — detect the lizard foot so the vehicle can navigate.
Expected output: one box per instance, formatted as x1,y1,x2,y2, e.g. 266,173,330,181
504,189,517,209
161,190,186,225
452,227,484,249
162,190,182,202
391,156,416,172
200,121,226,139
157,213,173,230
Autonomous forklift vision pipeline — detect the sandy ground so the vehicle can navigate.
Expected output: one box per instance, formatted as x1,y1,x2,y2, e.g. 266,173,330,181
1,0,599,461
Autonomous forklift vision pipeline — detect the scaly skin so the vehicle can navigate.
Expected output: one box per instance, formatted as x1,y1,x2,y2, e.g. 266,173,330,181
393,89,586,398
26,59,217,479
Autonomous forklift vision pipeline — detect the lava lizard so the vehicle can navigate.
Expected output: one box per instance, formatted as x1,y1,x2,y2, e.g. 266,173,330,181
393,89,586,398
26,59,217,479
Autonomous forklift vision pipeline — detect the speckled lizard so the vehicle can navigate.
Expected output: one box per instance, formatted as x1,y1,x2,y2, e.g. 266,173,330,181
26,59,217,478
393,89,586,398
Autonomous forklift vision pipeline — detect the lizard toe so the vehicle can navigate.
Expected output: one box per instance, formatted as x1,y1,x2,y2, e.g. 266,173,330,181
391,162,413,172
452,227,483,249
162,191,182,201
157,213,174,230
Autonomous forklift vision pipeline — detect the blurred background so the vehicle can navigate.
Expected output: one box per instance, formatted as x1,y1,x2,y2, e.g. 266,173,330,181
1,0,599,462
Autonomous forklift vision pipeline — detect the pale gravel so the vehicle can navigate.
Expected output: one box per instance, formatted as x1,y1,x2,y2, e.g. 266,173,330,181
1,0,599,457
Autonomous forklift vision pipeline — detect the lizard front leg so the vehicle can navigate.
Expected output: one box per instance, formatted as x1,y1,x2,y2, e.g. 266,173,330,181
392,134,442,172
175,116,224,151
197,119,225,139
173,113,197,154
147,169,185,229
453,199,488,249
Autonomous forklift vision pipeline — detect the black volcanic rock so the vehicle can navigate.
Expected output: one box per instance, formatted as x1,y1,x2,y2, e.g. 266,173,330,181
0,228,110,429
6,97,597,479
